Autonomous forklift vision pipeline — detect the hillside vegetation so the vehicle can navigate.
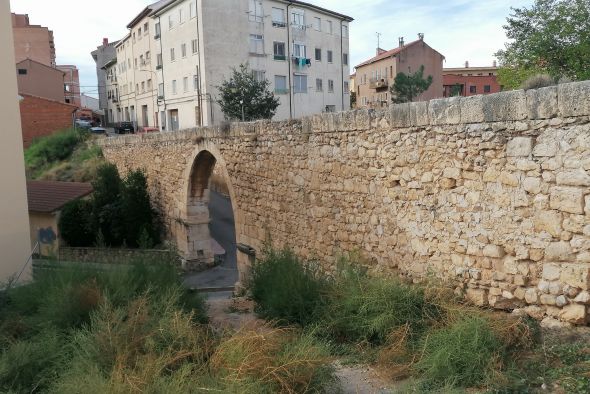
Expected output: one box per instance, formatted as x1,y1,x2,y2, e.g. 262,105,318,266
25,129,106,182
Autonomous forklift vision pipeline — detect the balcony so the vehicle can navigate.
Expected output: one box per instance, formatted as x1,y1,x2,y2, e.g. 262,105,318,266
369,78,389,89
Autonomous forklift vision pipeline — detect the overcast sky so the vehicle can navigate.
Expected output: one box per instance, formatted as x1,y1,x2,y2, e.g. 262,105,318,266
10,0,533,98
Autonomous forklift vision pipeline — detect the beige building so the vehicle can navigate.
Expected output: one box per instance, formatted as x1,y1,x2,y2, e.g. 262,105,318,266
1,3,32,283
16,58,65,102
12,13,56,67
354,36,444,108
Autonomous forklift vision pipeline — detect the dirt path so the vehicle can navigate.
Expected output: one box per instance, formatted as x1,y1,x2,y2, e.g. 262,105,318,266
204,292,396,393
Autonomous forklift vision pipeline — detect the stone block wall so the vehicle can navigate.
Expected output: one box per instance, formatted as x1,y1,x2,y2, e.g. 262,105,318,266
100,81,590,324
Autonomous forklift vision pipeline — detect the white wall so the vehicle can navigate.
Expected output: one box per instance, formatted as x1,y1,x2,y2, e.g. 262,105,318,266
0,1,32,282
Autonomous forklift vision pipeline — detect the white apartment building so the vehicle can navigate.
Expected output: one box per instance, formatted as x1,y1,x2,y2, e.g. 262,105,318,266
99,0,352,130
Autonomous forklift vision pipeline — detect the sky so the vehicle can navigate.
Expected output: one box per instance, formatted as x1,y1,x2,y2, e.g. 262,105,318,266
10,0,533,98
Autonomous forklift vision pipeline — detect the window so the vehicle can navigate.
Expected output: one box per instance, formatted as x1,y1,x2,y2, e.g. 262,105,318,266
183,77,189,92
342,25,348,37
193,74,199,90
275,75,287,94
326,20,333,34
141,81,145,93
134,58,138,69
181,43,187,57
252,70,265,82
325,105,336,112
144,22,149,35
172,80,177,94
291,9,304,27
344,81,349,92
138,27,142,40
18,68,27,75
190,1,196,18
147,79,152,90
328,79,334,92
179,8,184,24
132,32,136,42
249,34,264,54
272,7,285,27
273,41,286,60
293,74,307,93
168,14,174,29
327,50,333,63
139,55,144,66
136,83,139,92
316,78,323,91
315,48,321,61
249,0,263,22
314,17,321,31
484,85,491,93
343,53,348,65
293,42,306,58
470,85,477,94
170,47,176,61
158,83,164,98
157,53,163,68
192,39,198,54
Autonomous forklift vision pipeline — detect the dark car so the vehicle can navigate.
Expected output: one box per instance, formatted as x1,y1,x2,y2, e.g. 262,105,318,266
117,122,135,134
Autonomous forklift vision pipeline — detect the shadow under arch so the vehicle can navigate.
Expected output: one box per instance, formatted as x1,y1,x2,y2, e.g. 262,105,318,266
179,140,247,289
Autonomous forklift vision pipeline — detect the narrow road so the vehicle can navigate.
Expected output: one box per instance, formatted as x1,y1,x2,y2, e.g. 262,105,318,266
183,191,238,289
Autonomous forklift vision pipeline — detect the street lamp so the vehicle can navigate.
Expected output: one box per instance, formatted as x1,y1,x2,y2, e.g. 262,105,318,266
240,99,244,122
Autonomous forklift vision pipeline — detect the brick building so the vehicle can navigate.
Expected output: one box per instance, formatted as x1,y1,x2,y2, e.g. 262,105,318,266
354,36,444,108
57,65,81,106
443,62,501,97
19,94,77,147
11,13,56,67
16,58,65,102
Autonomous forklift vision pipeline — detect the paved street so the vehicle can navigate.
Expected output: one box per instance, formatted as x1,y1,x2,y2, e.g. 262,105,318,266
183,190,238,289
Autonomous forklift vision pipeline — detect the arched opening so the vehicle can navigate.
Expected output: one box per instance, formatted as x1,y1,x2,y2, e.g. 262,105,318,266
181,149,238,288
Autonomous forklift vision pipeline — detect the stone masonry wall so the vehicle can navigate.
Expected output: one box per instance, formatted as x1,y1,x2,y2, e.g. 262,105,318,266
99,81,590,324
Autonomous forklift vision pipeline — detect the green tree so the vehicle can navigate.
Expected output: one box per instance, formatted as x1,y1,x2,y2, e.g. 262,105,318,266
217,63,280,121
390,65,433,103
450,83,463,97
350,91,357,108
90,163,124,246
58,199,94,247
496,0,590,89
121,169,160,248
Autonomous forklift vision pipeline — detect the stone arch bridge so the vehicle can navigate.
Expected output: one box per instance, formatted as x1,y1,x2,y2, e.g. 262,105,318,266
100,82,590,323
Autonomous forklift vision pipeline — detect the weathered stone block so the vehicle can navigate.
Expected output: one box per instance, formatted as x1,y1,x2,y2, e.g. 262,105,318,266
559,304,587,324
428,97,461,125
466,288,488,306
574,290,590,304
525,288,539,304
556,169,590,187
558,81,590,117
459,95,485,123
506,137,533,157
483,244,505,258
527,86,558,119
482,90,527,122
533,210,562,237
542,263,561,280
549,186,585,214
545,242,573,261
409,101,429,126
560,263,590,290
390,103,410,128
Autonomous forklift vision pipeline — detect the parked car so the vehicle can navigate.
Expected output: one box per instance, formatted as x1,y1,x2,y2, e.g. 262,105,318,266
75,119,92,129
90,127,107,134
116,122,135,134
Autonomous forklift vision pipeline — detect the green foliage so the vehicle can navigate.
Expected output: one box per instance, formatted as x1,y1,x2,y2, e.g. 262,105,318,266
24,128,86,175
350,91,357,108
521,73,556,90
58,199,94,247
121,170,160,248
217,63,280,121
249,248,328,326
450,83,463,97
496,0,590,86
390,65,433,103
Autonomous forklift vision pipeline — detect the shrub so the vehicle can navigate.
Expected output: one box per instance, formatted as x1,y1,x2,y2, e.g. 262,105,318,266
91,163,124,246
58,198,94,247
24,128,86,174
121,169,161,248
521,74,555,90
249,248,329,326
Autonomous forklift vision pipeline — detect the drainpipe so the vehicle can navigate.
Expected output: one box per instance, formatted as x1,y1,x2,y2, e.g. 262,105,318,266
287,1,293,119
157,16,167,130
195,4,204,126
339,19,344,111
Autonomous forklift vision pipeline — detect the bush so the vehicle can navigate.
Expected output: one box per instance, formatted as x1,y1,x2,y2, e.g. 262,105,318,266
521,74,555,90
24,128,86,174
121,169,161,248
249,248,329,326
58,199,94,247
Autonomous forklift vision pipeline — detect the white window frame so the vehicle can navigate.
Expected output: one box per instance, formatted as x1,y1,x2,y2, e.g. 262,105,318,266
183,76,189,92
327,50,333,63
170,47,176,62
328,79,334,93
271,7,285,27
179,8,184,24
249,0,263,22
192,39,198,54
274,75,287,94
172,80,177,95
190,1,196,18
313,17,321,31
342,25,348,37
326,20,333,34
181,43,187,58
316,78,323,92
293,74,307,93
291,8,305,28
168,14,174,29
249,34,264,54
293,42,306,58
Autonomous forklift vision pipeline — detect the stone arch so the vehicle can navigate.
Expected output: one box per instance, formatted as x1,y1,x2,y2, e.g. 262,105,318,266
178,140,247,288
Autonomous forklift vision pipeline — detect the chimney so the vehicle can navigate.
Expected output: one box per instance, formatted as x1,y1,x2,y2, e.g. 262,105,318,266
399,37,404,48
103,38,109,46
465,61,469,68
493,60,497,67
418,33,424,41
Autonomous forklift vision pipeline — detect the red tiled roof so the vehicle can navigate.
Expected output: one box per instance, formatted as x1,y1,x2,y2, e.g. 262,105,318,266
355,39,422,69
27,181,93,213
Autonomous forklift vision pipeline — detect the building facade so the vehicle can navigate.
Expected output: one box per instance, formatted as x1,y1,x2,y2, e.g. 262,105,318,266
91,38,119,123
99,0,352,130
57,65,81,107
16,58,65,102
443,62,501,97
11,13,56,67
354,37,444,108
1,4,32,282
19,94,77,147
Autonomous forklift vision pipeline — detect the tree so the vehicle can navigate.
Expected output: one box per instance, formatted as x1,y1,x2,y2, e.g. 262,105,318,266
58,199,94,247
90,163,124,246
450,84,463,97
350,91,357,108
390,65,433,103
217,63,280,121
496,0,590,89
121,169,161,248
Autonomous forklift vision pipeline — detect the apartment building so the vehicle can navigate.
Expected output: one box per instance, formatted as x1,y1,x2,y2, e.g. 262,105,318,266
12,13,56,67
91,38,119,123
443,61,501,97
56,65,81,106
103,57,119,125
354,36,444,108
98,0,352,130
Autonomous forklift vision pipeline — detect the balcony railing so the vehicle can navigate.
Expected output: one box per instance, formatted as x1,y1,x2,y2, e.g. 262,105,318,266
369,78,389,89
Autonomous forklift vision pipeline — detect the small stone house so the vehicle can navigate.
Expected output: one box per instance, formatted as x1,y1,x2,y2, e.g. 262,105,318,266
26,181,93,256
